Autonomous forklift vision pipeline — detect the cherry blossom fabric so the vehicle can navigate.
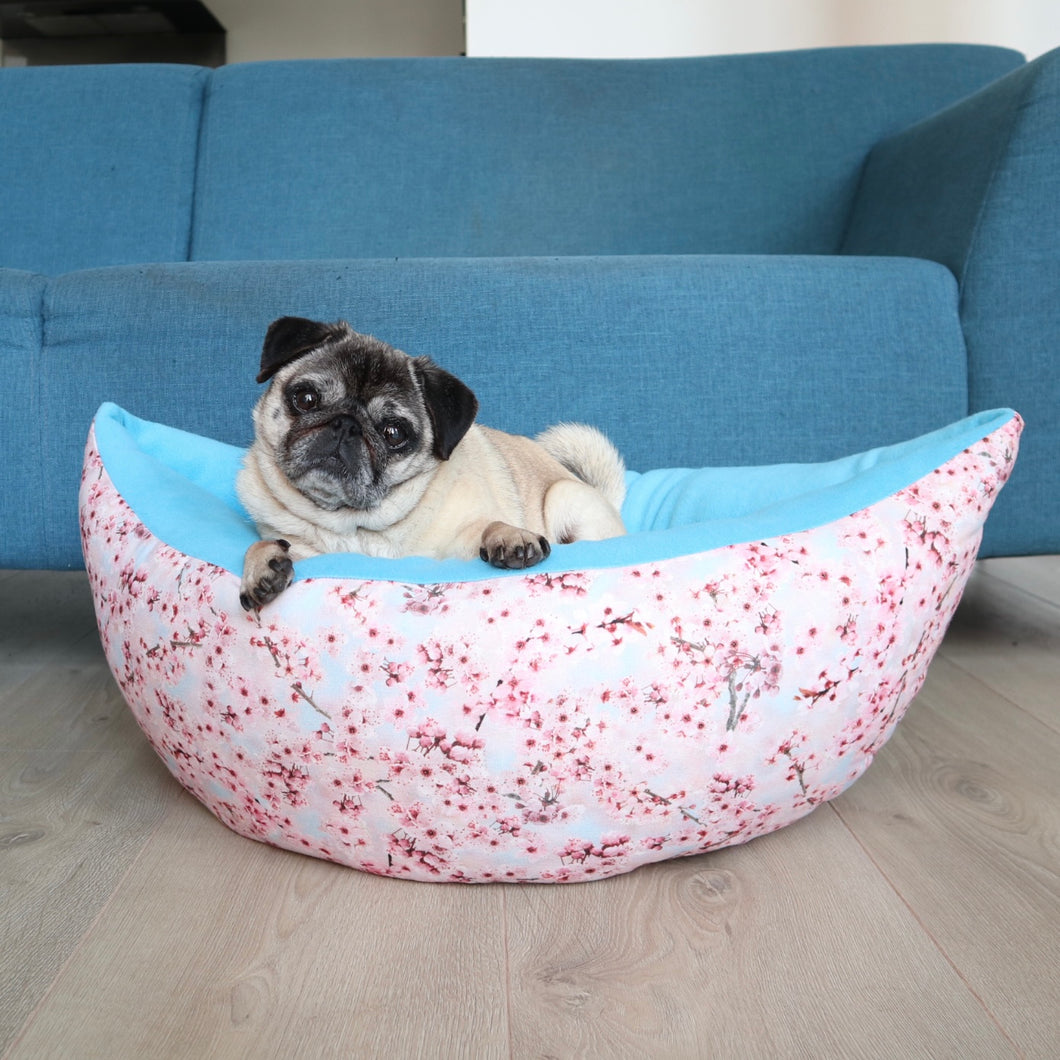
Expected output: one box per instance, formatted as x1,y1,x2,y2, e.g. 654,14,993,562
80,412,1020,882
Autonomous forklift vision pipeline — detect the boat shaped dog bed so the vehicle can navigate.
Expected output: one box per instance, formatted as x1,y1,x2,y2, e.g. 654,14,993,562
80,402,1020,882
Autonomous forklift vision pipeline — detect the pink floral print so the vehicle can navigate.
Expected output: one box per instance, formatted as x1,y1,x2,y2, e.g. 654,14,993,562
79,415,1021,882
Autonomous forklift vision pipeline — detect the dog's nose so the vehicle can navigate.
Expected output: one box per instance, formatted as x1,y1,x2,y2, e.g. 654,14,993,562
329,414,361,441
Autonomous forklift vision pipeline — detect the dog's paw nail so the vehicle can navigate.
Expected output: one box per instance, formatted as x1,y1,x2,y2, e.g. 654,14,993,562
240,541,295,611
480,526,551,570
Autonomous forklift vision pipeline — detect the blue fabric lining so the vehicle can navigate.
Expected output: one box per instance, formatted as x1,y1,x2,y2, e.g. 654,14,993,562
92,403,1016,586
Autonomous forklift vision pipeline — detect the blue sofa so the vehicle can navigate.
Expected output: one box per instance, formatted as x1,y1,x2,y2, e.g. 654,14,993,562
3,44,1057,569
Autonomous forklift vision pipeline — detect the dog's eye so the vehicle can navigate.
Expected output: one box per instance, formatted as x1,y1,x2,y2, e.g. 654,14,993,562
288,385,321,414
381,423,410,451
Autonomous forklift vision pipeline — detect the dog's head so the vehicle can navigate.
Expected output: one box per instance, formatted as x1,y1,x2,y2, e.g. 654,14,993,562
250,316,479,513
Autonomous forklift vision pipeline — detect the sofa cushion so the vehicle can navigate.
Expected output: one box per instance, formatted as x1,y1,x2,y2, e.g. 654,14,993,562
40,254,967,569
0,64,207,275
0,270,46,566
191,46,1021,261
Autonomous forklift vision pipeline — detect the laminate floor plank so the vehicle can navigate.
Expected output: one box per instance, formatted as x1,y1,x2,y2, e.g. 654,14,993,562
979,554,1060,606
7,792,510,1060
0,571,102,668
939,565,1060,734
2,661,132,753
831,655,1060,1059
1,640,177,1053
0,741,171,1053
505,807,1015,1059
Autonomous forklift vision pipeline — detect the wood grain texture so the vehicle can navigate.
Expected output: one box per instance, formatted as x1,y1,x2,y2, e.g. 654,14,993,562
3,564,1059,1058
940,563,1060,734
0,664,172,1050
980,555,1060,607
506,809,1016,1059
0,570,102,667
8,791,509,1060
831,655,1060,1059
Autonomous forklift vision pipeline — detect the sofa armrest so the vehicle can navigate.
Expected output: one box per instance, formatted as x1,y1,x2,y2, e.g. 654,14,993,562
842,47,1059,283
843,47,1060,556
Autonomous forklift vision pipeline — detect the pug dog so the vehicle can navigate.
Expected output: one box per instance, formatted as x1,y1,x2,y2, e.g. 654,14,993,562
237,317,627,610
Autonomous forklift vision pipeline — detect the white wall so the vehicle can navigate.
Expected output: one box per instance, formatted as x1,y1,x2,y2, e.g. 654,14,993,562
465,0,1060,59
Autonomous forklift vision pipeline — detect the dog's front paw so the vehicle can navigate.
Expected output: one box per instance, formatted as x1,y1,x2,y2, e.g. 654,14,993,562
240,539,294,611
479,522,551,570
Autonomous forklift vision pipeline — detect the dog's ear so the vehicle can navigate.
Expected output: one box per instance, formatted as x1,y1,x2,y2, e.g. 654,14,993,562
257,317,348,383
414,357,479,460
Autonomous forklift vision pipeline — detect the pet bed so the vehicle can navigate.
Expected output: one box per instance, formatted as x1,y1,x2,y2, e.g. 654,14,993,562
80,402,1020,882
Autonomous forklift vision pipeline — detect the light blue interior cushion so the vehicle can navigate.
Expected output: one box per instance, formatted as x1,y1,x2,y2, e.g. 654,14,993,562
91,402,1017,586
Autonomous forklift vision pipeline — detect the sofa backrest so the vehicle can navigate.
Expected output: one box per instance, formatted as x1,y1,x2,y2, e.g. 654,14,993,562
0,64,207,275
0,46,1023,275
189,46,1022,261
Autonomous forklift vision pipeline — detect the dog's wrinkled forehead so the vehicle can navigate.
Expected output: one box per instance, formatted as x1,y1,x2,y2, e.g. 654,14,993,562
258,316,416,401
315,336,413,404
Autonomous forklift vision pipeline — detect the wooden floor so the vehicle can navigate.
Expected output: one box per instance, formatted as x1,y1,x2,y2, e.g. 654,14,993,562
2,558,1058,1059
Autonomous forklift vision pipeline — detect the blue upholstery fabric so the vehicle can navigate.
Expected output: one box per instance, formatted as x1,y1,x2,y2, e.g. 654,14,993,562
0,271,46,567
0,65,207,275
36,255,965,569
843,49,1060,555
190,47,1021,261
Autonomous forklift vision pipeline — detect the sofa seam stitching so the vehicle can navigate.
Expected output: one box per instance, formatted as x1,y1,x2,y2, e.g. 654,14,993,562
38,277,51,564
186,66,214,262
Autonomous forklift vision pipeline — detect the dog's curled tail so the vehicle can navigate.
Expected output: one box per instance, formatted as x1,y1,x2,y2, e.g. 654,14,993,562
536,423,627,513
